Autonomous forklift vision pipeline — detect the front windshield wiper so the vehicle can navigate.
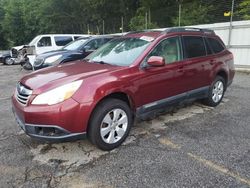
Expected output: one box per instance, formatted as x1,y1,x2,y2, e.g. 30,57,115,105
86,59,111,65
94,60,110,65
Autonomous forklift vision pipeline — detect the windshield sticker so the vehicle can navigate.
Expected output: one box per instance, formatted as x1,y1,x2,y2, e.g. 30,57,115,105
140,36,154,42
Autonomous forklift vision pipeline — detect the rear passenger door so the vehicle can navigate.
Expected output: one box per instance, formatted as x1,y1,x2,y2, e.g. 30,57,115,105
181,35,211,92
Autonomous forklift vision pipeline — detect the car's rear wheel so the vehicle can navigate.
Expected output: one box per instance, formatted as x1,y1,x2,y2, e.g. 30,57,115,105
88,98,133,151
203,76,226,107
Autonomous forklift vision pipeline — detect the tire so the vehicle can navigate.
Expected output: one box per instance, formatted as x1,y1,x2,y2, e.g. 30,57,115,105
88,98,133,151
4,57,14,65
22,62,33,70
203,76,226,107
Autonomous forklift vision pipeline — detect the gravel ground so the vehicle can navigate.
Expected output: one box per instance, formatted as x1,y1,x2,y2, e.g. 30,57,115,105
0,64,249,188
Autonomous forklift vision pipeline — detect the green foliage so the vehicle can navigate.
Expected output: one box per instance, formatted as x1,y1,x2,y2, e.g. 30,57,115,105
0,0,248,50
237,0,250,20
129,7,158,31
172,1,214,26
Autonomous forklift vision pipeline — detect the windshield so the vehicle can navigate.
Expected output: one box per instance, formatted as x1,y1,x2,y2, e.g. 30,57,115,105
63,38,89,51
85,37,152,66
29,36,41,46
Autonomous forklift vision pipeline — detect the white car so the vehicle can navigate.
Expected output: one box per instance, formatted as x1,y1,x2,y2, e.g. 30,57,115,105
10,34,92,66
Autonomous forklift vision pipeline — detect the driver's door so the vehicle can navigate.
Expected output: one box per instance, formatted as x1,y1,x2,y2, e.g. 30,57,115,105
135,36,187,112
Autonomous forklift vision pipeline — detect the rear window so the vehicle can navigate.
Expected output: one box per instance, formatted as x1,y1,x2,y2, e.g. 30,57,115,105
207,37,225,54
183,36,206,58
54,36,73,46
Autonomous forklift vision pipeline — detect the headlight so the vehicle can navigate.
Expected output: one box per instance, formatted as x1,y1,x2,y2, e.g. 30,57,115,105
44,55,62,64
32,80,83,105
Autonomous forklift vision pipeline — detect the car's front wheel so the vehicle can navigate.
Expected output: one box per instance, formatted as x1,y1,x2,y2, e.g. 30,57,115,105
88,98,133,151
4,57,14,65
203,76,226,107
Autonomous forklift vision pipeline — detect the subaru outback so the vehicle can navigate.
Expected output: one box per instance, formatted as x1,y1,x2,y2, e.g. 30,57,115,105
12,28,235,150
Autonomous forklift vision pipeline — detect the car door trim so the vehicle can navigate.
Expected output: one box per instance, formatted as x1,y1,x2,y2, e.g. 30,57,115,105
136,86,209,117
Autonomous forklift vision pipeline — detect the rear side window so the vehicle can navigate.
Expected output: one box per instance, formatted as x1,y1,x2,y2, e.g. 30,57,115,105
37,37,52,47
54,36,73,46
183,36,206,58
207,38,225,53
204,38,213,55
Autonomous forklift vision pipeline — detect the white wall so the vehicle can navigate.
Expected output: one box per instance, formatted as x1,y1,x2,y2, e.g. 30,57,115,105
189,20,250,66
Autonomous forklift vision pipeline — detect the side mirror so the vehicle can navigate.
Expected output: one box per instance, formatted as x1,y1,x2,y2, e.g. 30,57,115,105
147,56,165,67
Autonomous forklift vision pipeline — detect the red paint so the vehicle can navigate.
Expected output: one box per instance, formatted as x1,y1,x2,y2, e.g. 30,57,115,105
12,30,235,134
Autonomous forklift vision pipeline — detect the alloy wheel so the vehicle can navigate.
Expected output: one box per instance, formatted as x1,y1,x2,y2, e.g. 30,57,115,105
100,108,128,144
212,80,224,103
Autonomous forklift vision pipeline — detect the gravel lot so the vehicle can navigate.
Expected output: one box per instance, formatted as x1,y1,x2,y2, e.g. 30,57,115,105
0,64,249,188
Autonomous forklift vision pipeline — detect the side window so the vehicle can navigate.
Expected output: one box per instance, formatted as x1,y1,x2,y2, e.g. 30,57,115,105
148,37,182,64
102,38,112,45
96,38,105,48
204,38,213,55
54,36,73,46
207,37,225,54
183,36,206,58
85,39,99,51
37,37,52,47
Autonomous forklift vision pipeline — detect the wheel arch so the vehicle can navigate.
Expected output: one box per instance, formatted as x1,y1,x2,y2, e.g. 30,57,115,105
86,91,136,132
216,69,228,86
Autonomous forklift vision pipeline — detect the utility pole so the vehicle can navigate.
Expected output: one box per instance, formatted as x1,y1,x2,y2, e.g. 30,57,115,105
228,0,235,47
178,2,182,27
87,24,90,35
102,20,105,35
145,12,148,29
149,8,151,25
121,16,124,33
96,26,100,35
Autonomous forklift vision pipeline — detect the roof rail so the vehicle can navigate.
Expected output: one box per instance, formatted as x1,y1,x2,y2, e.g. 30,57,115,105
125,29,162,36
162,27,215,35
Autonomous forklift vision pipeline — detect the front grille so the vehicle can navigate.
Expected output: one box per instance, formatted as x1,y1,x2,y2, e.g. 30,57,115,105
34,58,44,67
11,48,18,58
15,83,32,106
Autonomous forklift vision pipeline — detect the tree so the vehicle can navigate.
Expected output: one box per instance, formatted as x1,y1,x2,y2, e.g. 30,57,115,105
0,0,9,49
129,7,158,31
237,0,250,20
172,1,214,26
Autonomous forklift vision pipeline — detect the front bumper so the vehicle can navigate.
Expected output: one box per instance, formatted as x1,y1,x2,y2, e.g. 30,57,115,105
13,109,86,141
12,95,93,141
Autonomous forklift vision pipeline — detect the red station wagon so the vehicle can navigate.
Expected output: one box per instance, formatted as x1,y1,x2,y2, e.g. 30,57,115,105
12,28,235,150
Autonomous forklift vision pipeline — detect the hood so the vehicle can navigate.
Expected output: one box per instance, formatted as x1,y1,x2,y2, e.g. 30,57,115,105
20,61,123,93
12,45,25,51
38,49,72,58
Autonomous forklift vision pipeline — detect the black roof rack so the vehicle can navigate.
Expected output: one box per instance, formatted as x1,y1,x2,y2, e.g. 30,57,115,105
162,27,215,35
124,29,162,36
